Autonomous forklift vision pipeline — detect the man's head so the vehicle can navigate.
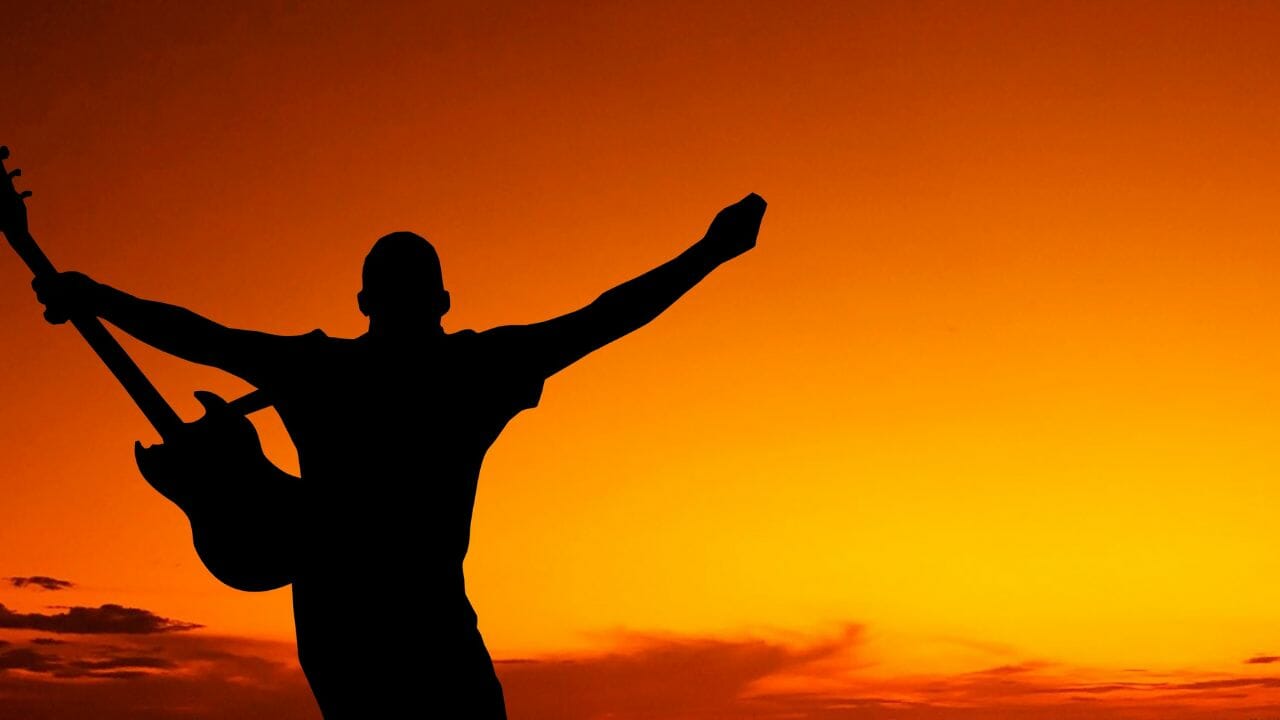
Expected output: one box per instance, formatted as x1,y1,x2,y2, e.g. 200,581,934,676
357,231,451,327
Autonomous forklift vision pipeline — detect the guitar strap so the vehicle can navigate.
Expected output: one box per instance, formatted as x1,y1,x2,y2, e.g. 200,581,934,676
228,388,273,416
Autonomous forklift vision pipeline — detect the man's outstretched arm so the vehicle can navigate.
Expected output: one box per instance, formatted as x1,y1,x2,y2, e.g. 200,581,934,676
486,193,766,379
32,274,291,385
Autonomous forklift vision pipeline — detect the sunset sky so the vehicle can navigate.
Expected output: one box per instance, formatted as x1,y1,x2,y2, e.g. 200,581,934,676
4,1,1280,718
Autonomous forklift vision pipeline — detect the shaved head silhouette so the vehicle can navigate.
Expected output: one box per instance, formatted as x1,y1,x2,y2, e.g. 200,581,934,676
357,231,451,323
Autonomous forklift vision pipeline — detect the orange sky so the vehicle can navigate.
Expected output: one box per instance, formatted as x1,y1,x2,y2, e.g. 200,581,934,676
4,1,1280,717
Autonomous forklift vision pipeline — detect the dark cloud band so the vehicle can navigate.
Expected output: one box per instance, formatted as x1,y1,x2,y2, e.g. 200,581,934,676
0,604,201,634
7,576,74,591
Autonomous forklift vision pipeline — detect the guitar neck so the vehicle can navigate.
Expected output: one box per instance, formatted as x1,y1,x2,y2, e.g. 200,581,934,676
6,227,184,441
73,316,186,440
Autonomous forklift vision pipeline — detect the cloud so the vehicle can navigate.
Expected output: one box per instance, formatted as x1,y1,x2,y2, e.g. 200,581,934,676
1246,655,1280,665
8,576,74,591
499,626,861,720
496,628,1280,720
0,633,319,719
0,604,201,634
0,647,61,673
0,647,175,680
67,656,177,672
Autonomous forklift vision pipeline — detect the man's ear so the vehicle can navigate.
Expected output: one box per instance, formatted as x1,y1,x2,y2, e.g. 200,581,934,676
357,289,370,317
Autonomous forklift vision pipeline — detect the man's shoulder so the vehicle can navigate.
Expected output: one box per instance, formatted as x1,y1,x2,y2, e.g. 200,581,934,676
302,328,340,344
452,327,545,410
453,326,532,359
461,325,532,348
267,328,358,358
270,327,333,347
446,328,498,361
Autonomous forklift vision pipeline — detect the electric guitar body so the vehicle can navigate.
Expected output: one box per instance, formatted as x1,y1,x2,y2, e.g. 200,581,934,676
134,391,300,592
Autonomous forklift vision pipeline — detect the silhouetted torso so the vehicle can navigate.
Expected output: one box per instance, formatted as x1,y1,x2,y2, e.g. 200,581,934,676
254,326,543,716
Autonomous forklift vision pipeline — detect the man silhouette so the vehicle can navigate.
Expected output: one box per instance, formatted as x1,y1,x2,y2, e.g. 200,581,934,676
33,192,766,718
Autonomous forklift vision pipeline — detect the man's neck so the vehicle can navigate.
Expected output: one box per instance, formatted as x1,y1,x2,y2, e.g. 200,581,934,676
364,318,446,345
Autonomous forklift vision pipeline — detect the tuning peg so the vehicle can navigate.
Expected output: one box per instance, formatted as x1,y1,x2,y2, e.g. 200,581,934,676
19,190,31,199
8,169,20,179
0,146,8,160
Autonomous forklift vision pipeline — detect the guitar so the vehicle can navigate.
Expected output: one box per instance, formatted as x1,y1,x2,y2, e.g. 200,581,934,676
0,146,297,592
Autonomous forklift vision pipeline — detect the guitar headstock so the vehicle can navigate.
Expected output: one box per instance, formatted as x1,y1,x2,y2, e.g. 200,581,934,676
0,146,33,238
